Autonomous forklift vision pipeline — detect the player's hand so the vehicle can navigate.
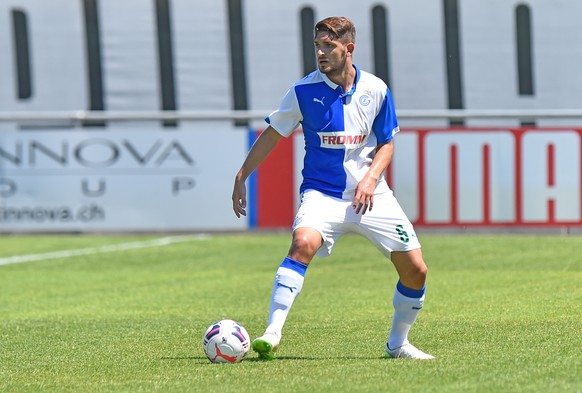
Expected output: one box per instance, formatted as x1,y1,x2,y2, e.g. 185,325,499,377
353,177,376,215
232,176,247,218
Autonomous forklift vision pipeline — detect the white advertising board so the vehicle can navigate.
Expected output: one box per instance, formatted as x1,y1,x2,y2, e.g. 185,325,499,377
0,128,248,232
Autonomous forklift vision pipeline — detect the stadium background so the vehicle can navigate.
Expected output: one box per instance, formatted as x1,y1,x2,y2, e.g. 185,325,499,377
1,0,581,233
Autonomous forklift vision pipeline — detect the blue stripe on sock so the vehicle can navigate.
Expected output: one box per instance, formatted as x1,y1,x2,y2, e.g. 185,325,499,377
280,257,308,276
396,280,426,298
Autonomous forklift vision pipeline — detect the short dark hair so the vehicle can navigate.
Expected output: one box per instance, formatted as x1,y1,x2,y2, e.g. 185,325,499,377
314,16,356,44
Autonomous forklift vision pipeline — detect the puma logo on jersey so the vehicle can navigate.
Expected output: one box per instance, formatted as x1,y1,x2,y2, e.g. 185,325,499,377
313,97,325,106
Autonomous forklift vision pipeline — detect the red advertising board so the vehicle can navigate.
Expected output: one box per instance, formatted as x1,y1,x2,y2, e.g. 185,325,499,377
250,128,582,228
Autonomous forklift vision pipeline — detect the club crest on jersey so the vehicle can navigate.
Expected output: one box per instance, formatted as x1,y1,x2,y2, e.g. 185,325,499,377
318,131,368,149
359,95,371,106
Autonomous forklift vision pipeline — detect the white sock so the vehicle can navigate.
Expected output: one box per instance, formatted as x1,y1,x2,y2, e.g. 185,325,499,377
264,257,308,336
388,281,425,349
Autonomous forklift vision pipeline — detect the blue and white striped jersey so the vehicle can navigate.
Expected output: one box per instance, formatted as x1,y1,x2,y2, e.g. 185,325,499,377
266,65,400,200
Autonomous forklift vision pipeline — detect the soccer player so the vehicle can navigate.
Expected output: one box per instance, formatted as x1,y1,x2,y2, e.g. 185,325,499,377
232,16,433,360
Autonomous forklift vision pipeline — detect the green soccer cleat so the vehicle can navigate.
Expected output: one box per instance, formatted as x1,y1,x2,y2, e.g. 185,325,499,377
252,332,280,360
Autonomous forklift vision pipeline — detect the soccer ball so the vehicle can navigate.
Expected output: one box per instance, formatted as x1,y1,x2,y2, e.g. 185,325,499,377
203,319,251,363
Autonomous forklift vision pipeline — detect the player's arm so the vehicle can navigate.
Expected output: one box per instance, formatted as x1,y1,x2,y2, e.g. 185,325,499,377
352,141,394,214
232,126,283,217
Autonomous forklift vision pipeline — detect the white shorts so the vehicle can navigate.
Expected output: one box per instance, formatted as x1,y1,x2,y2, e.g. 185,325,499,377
292,189,421,258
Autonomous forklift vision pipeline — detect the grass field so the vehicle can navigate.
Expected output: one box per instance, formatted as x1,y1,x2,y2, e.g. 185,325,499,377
1,233,580,392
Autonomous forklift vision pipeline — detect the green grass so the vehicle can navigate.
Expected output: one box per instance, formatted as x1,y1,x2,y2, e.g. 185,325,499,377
1,233,580,392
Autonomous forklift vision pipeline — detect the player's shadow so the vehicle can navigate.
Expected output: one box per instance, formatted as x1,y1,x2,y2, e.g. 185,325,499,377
160,356,205,360
252,355,385,361
160,355,384,361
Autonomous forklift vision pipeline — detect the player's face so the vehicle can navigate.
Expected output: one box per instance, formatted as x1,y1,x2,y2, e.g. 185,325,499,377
314,32,352,77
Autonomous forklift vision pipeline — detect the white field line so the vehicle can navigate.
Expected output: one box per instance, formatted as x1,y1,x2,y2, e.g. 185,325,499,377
0,235,209,266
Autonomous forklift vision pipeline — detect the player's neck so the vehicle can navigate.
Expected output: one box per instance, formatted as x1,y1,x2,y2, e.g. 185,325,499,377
326,63,356,93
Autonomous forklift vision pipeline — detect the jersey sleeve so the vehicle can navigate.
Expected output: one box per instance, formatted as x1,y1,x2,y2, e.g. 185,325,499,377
265,86,302,137
371,87,400,144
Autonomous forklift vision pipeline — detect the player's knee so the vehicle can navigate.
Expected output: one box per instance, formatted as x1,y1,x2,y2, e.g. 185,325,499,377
288,234,319,262
407,262,428,288
400,260,428,288
415,263,428,281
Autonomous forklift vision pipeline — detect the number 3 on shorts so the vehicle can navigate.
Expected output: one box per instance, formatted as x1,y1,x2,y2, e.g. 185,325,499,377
396,224,409,243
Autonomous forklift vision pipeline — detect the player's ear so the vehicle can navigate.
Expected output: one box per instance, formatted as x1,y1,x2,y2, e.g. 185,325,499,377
346,42,355,56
